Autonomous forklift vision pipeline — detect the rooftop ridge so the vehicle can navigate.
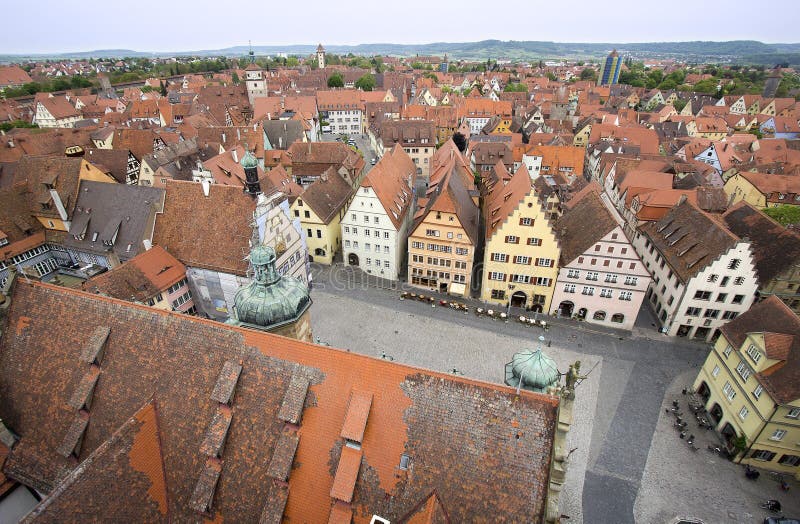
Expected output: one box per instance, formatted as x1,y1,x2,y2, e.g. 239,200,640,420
23,280,559,404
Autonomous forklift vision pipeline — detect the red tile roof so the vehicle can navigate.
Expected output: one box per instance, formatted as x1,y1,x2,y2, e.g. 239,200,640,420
1,282,558,522
152,181,256,275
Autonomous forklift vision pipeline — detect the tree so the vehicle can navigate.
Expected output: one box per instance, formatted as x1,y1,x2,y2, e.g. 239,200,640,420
327,73,344,88
580,68,597,82
355,74,375,91
160,80,167,97
231,71,240,85
503,83,528,92
546,72,557,81
423,72,439,82
286,57,299,67
763,205,800,226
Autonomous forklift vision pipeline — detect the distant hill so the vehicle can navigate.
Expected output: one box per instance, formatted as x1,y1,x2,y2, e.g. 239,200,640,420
3,40,800,65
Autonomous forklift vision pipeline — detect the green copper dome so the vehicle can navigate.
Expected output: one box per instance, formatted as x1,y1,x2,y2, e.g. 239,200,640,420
240,148,258,170
229,245,310,330
505,345,560,393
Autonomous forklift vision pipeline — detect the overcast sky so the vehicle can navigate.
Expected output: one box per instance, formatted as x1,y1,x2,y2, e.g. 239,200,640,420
3,0,799,54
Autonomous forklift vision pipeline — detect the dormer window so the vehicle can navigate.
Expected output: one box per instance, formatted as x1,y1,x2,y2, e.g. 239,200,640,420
746,344,762,364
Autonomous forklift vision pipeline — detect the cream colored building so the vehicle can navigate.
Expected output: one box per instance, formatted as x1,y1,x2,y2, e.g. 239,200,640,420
290,167,355,265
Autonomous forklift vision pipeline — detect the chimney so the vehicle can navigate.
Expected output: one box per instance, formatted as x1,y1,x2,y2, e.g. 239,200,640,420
221,132,226,144
232,149,239,163
7,138,14,148
202,179,211,197
237,128,241,141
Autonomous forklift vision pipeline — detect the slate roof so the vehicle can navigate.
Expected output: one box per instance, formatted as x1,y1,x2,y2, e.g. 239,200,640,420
555,184,619,265
262,120,304,150
719,296,800,405
152,181,256,276
63,181,165,261
722,202,800,284
639,198,740,283
0,282,558,522
82,245,187,302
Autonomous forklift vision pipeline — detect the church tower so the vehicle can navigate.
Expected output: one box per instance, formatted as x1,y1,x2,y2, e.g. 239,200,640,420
245,43,266,104
316,43,326,69
241,148,261,196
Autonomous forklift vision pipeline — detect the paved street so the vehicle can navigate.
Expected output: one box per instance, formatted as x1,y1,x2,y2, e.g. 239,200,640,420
309,264,712,523
636,369,800,523
320,131,378,175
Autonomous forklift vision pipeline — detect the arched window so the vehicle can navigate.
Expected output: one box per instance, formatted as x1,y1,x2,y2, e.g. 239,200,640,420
593,311,606,321
611,313,624,323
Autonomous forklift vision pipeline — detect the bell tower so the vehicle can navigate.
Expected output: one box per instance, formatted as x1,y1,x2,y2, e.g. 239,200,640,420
316,43,326,69
240,147,261,196
245,41,266,104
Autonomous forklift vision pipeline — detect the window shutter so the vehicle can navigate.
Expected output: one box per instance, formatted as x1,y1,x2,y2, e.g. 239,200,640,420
527,257,532,265
504,235,509,243
535,258,540,266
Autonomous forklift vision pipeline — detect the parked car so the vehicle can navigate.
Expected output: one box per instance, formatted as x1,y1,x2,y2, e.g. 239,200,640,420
371,157,377,165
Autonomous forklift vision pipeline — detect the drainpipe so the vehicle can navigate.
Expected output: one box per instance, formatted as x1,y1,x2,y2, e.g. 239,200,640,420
741,402,779,464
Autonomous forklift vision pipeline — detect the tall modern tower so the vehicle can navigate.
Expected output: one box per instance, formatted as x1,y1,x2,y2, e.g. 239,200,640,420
598,50,622,86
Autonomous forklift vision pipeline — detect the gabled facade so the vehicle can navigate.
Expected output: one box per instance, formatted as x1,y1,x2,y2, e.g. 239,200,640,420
341,146,416,279
722,202,800,316
633,199,758,342
290,168,355,265
480,166,559,311
692,297,800,477
407,142,479,297
549,187,650,330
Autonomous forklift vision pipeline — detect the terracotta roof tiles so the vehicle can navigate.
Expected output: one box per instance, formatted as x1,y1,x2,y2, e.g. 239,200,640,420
1,282,558,522
152,181,256,276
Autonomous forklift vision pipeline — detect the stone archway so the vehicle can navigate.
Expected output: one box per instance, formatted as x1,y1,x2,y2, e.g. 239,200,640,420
593,311,607,321
510,290,527,308
558,301,574,317
348,253,359,266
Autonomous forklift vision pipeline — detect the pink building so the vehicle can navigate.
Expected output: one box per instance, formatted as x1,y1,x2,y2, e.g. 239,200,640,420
549,186,651,330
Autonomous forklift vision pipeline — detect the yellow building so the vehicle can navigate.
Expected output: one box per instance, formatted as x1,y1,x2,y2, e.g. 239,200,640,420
407,141,478,296
480,166,560,311
573,119,593,148
692,296,800,478
291,167,355,265
724,171,800,209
